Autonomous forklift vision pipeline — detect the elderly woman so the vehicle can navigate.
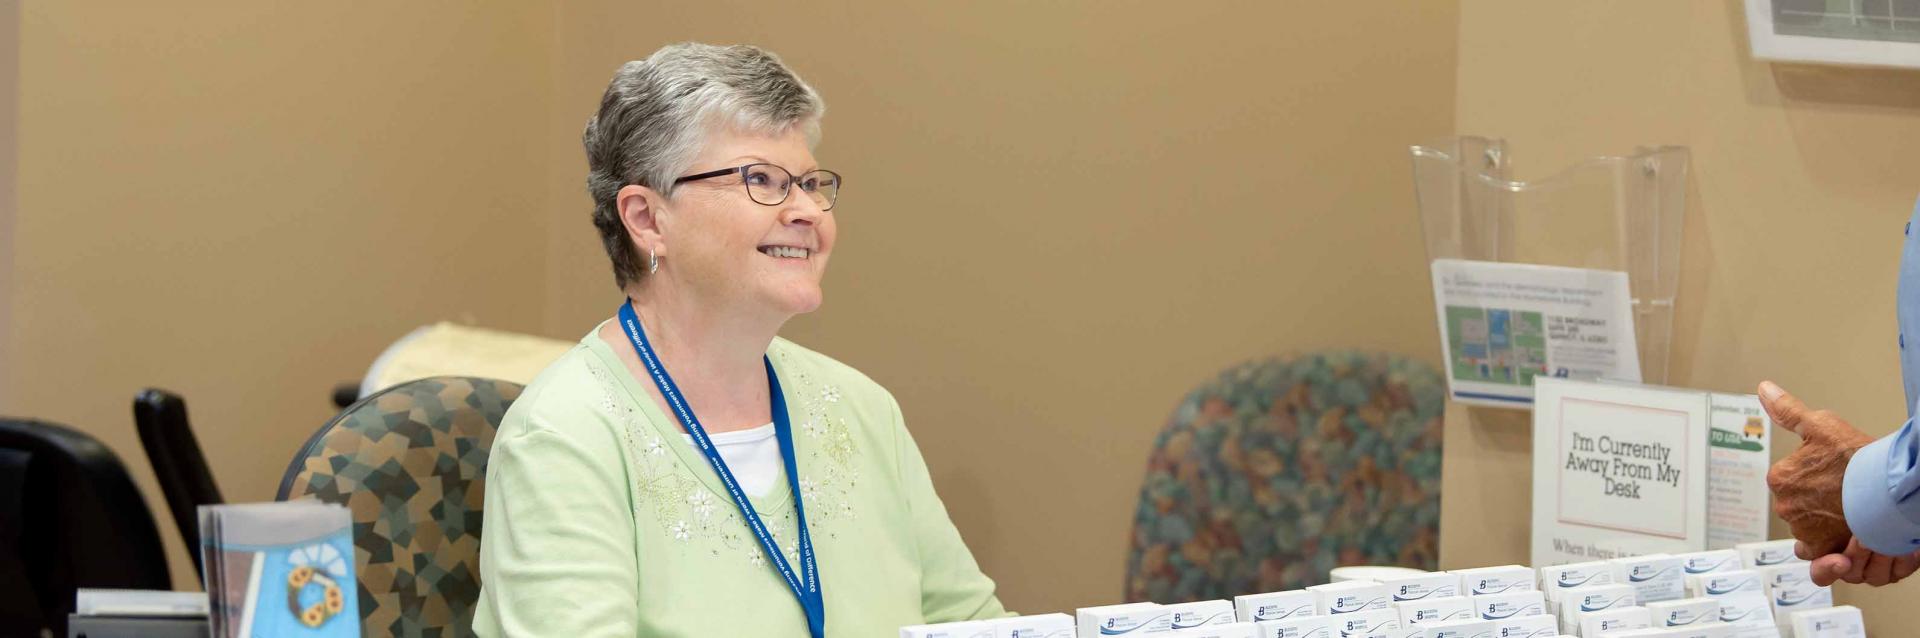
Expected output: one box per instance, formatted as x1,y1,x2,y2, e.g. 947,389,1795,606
474,43,1006,636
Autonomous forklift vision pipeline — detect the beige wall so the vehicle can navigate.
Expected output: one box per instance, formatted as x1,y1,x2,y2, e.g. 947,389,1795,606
540,1,1458,613
12,0,1462,616
0,0,15,408
1443,0,1920,632
8,3,553,590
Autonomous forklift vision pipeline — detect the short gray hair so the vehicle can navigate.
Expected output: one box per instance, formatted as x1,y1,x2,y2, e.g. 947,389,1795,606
582,43,826,289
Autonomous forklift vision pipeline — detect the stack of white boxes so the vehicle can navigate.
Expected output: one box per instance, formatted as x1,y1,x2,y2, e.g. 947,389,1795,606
1420,565,1543,638
899,540,1866,638
901,612,1075,638
1677,548,1771,638
1070,600,1262,638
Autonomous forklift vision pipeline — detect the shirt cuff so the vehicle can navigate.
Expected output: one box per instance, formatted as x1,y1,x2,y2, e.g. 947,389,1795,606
1843,434,1920,555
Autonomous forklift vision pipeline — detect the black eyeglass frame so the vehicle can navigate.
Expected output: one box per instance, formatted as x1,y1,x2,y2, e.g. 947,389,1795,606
670,162,843,211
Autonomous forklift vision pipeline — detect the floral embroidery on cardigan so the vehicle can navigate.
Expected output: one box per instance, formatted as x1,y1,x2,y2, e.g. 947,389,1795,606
591,348,863,566
781,350,861,536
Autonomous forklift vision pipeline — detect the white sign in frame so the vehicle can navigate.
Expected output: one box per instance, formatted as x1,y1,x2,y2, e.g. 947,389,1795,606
1531,377,1709,565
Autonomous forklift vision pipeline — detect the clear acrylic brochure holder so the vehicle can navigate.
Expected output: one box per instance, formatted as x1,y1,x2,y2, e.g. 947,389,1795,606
1411,136,1689,397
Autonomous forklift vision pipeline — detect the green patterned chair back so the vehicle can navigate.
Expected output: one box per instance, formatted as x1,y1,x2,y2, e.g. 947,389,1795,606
1124,352,1445,603
277,376,521,637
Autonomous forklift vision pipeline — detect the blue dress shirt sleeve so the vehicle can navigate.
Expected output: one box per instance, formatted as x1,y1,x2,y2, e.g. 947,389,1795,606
1844,412,1920,555
1847,196,1920,555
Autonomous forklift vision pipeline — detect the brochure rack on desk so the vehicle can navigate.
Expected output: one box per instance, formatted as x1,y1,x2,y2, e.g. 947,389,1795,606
1411,136,1689,405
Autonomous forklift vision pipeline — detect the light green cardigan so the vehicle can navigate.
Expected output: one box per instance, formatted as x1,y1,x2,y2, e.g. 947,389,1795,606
473,325,1007,636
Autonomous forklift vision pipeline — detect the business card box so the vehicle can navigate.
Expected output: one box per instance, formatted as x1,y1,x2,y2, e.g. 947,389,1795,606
1470,590,1544,622
1735,540,1801,570
1607,625,1735,638
1451,566,1535,597
1418,618,1494,638
1166,600,1235,630
1377,572,1461,603
1165,621,1261,638
1787,605,1864,638
1758,562,1832,627
1688,569,1764,598
1307,580,1391,615
1558,583,1638,630
1326,610,1400,638
1610,554,1687,604
1710,591,1773,627
1576,605,1652,637
902,620,996,638
991,613,1074,638
1674,549,1741,577
1255,614,1335,638
1236,591,1316,623
1537,560,1615,613
1488,614,1554,638
1645,597,1720,628
1078,602,1172,637
1395,597,1474,626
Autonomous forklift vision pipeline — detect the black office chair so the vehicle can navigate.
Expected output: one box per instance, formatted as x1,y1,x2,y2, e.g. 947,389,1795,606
133,389,224,583
0,418,171,637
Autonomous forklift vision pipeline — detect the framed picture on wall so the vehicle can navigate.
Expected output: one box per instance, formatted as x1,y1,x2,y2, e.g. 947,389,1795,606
1745,0,1920,68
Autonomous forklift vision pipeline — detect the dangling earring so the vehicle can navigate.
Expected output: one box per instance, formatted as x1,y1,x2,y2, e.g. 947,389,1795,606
649,247,659,275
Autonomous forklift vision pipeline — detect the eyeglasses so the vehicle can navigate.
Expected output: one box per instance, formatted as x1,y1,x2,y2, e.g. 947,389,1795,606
671,163,842,211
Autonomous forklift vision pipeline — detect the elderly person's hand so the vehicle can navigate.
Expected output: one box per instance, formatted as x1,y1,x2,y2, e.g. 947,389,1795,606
1802,537,1920,587
1762,381,1876,557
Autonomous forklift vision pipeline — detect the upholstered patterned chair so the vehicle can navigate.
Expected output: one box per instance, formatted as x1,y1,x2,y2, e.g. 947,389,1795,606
1124,352,1445,603
278,376,521,637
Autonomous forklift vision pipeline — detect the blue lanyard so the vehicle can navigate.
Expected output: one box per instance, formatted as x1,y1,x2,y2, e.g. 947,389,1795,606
618,301,825,638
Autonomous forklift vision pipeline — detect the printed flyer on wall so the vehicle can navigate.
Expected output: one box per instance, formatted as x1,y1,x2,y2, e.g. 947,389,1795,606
1429,259,1641,407
1705,393,1771,549
1530,378,1771,566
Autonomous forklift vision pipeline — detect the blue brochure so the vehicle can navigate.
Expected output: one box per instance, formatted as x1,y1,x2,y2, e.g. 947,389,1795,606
200,501,361,638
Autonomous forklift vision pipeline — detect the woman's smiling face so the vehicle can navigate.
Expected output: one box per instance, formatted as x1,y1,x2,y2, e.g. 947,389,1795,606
660,126,836,318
